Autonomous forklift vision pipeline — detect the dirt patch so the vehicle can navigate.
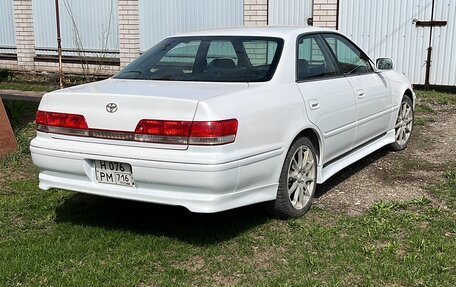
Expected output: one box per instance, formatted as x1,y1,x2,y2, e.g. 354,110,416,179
175,255,206,272
314,102,456,215
0,156,36,193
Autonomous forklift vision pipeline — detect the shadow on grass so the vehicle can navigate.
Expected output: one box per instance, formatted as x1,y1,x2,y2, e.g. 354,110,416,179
55,193,271,246
3,100,39,130
54,147,392,245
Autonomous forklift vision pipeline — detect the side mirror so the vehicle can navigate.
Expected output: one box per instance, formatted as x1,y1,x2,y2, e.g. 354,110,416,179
376,58,394,70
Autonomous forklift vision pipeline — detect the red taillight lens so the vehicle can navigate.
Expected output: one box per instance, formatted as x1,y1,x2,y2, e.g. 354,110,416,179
189,119,238,145
134,120,192,144
36,110,238,145
45,112,88,130
135,120,191,136
36,110,48,132
36,110,89,136
134,119,238,145
36,111,47,125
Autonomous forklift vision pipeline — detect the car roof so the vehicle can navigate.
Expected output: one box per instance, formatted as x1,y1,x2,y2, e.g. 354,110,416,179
171,26,338,40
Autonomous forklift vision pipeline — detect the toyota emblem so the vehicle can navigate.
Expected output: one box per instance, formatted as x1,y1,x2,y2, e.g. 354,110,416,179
106,103,118,113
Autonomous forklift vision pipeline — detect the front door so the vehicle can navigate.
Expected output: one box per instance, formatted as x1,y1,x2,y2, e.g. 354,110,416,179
322,33,392,147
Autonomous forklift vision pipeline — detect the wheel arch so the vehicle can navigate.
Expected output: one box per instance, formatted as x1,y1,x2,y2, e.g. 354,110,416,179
289,127,323,165
404,88,415,106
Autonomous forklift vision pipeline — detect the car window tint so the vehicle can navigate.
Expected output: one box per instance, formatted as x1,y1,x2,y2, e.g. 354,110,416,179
207,41,238,65
155,40,201,74
297,35,339,81
243,40,278,67
115,36,283,82
322,34,373,75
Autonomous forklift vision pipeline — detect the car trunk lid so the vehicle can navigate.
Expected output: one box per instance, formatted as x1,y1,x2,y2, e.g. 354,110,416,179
39,79,248,149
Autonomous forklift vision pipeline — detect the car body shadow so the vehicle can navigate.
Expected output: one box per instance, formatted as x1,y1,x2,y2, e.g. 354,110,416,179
55,147,391,245
54,193,272,246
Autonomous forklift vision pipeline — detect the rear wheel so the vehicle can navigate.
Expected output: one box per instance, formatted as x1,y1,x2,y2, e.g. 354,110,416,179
390,95,414,151
268,137,317,219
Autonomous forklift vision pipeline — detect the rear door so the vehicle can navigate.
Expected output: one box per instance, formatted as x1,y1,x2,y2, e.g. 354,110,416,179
322,33,393,147
296,34,356,163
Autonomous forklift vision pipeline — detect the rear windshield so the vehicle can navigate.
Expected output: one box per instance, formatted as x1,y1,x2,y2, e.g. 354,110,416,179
114,36,284,82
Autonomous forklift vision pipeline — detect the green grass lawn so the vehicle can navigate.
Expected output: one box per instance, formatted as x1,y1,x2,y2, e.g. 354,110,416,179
0,82,57,93
0,91,455,286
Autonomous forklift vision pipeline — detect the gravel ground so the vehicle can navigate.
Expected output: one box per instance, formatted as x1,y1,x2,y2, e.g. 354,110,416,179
314,101,456,215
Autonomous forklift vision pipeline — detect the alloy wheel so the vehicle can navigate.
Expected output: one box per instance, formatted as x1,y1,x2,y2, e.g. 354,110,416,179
287,145,316,210
395,100,413,146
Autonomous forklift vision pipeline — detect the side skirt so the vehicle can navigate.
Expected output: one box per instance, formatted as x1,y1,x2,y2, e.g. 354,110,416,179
316,129,395,184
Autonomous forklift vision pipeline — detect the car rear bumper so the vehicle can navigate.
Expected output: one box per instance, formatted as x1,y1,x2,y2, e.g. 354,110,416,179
30,136,283,213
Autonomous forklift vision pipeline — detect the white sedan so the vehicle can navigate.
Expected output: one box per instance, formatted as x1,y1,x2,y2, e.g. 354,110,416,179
31,27,415,218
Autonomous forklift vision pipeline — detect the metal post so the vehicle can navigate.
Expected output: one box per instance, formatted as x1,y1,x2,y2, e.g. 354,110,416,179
55,0,63,89
425,46,432,90
424,0,436,90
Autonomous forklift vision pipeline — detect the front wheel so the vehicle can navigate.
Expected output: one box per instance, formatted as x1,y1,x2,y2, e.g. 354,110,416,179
268,137,317,219
390,95,414,151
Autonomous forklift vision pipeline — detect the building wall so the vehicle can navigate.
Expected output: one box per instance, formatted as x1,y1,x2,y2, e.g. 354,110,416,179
244,0,268,26
13,0,36,71
313,0,338,28
32,0,119,57
1,0,333,75
0,0,16,53
118,0,140,68
138,0,243,51
0,59,18,71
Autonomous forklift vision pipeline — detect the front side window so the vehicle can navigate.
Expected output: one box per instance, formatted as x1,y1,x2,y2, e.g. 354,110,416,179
322,34,373,75
115,36,283,82
297,35,340,81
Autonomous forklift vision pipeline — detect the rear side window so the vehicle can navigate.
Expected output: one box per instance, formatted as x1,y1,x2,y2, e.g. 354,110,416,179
296,35,340,81
322,34,373,75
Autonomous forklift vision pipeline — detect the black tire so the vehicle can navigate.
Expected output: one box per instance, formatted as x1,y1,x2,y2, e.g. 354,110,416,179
390,95,414,151
267,137,318,219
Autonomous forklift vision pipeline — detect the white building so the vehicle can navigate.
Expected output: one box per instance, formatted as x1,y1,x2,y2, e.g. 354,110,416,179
0,0,454,88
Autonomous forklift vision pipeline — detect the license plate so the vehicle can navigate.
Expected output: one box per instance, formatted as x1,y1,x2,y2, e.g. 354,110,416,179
95,160,134,187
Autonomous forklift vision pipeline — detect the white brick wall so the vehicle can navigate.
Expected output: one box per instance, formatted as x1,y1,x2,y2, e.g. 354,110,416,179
12,0,35,70
312,0,338,28
34,61,120,76
118,0,140,68
0,60,18,71
244,0,268,26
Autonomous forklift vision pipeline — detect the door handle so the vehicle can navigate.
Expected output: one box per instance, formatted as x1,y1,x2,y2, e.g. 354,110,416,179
357,89,365,99
309,100,320,110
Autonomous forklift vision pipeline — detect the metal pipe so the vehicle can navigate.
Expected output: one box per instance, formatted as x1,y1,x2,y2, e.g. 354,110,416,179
55,0,63,89
424,0,436,90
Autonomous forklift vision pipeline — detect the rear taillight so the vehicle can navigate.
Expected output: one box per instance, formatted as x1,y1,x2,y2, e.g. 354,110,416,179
189,120,238,145
35,110,47,132
134,119,238,145
36,110,238,146
135,120,192,144
36,111,89,136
